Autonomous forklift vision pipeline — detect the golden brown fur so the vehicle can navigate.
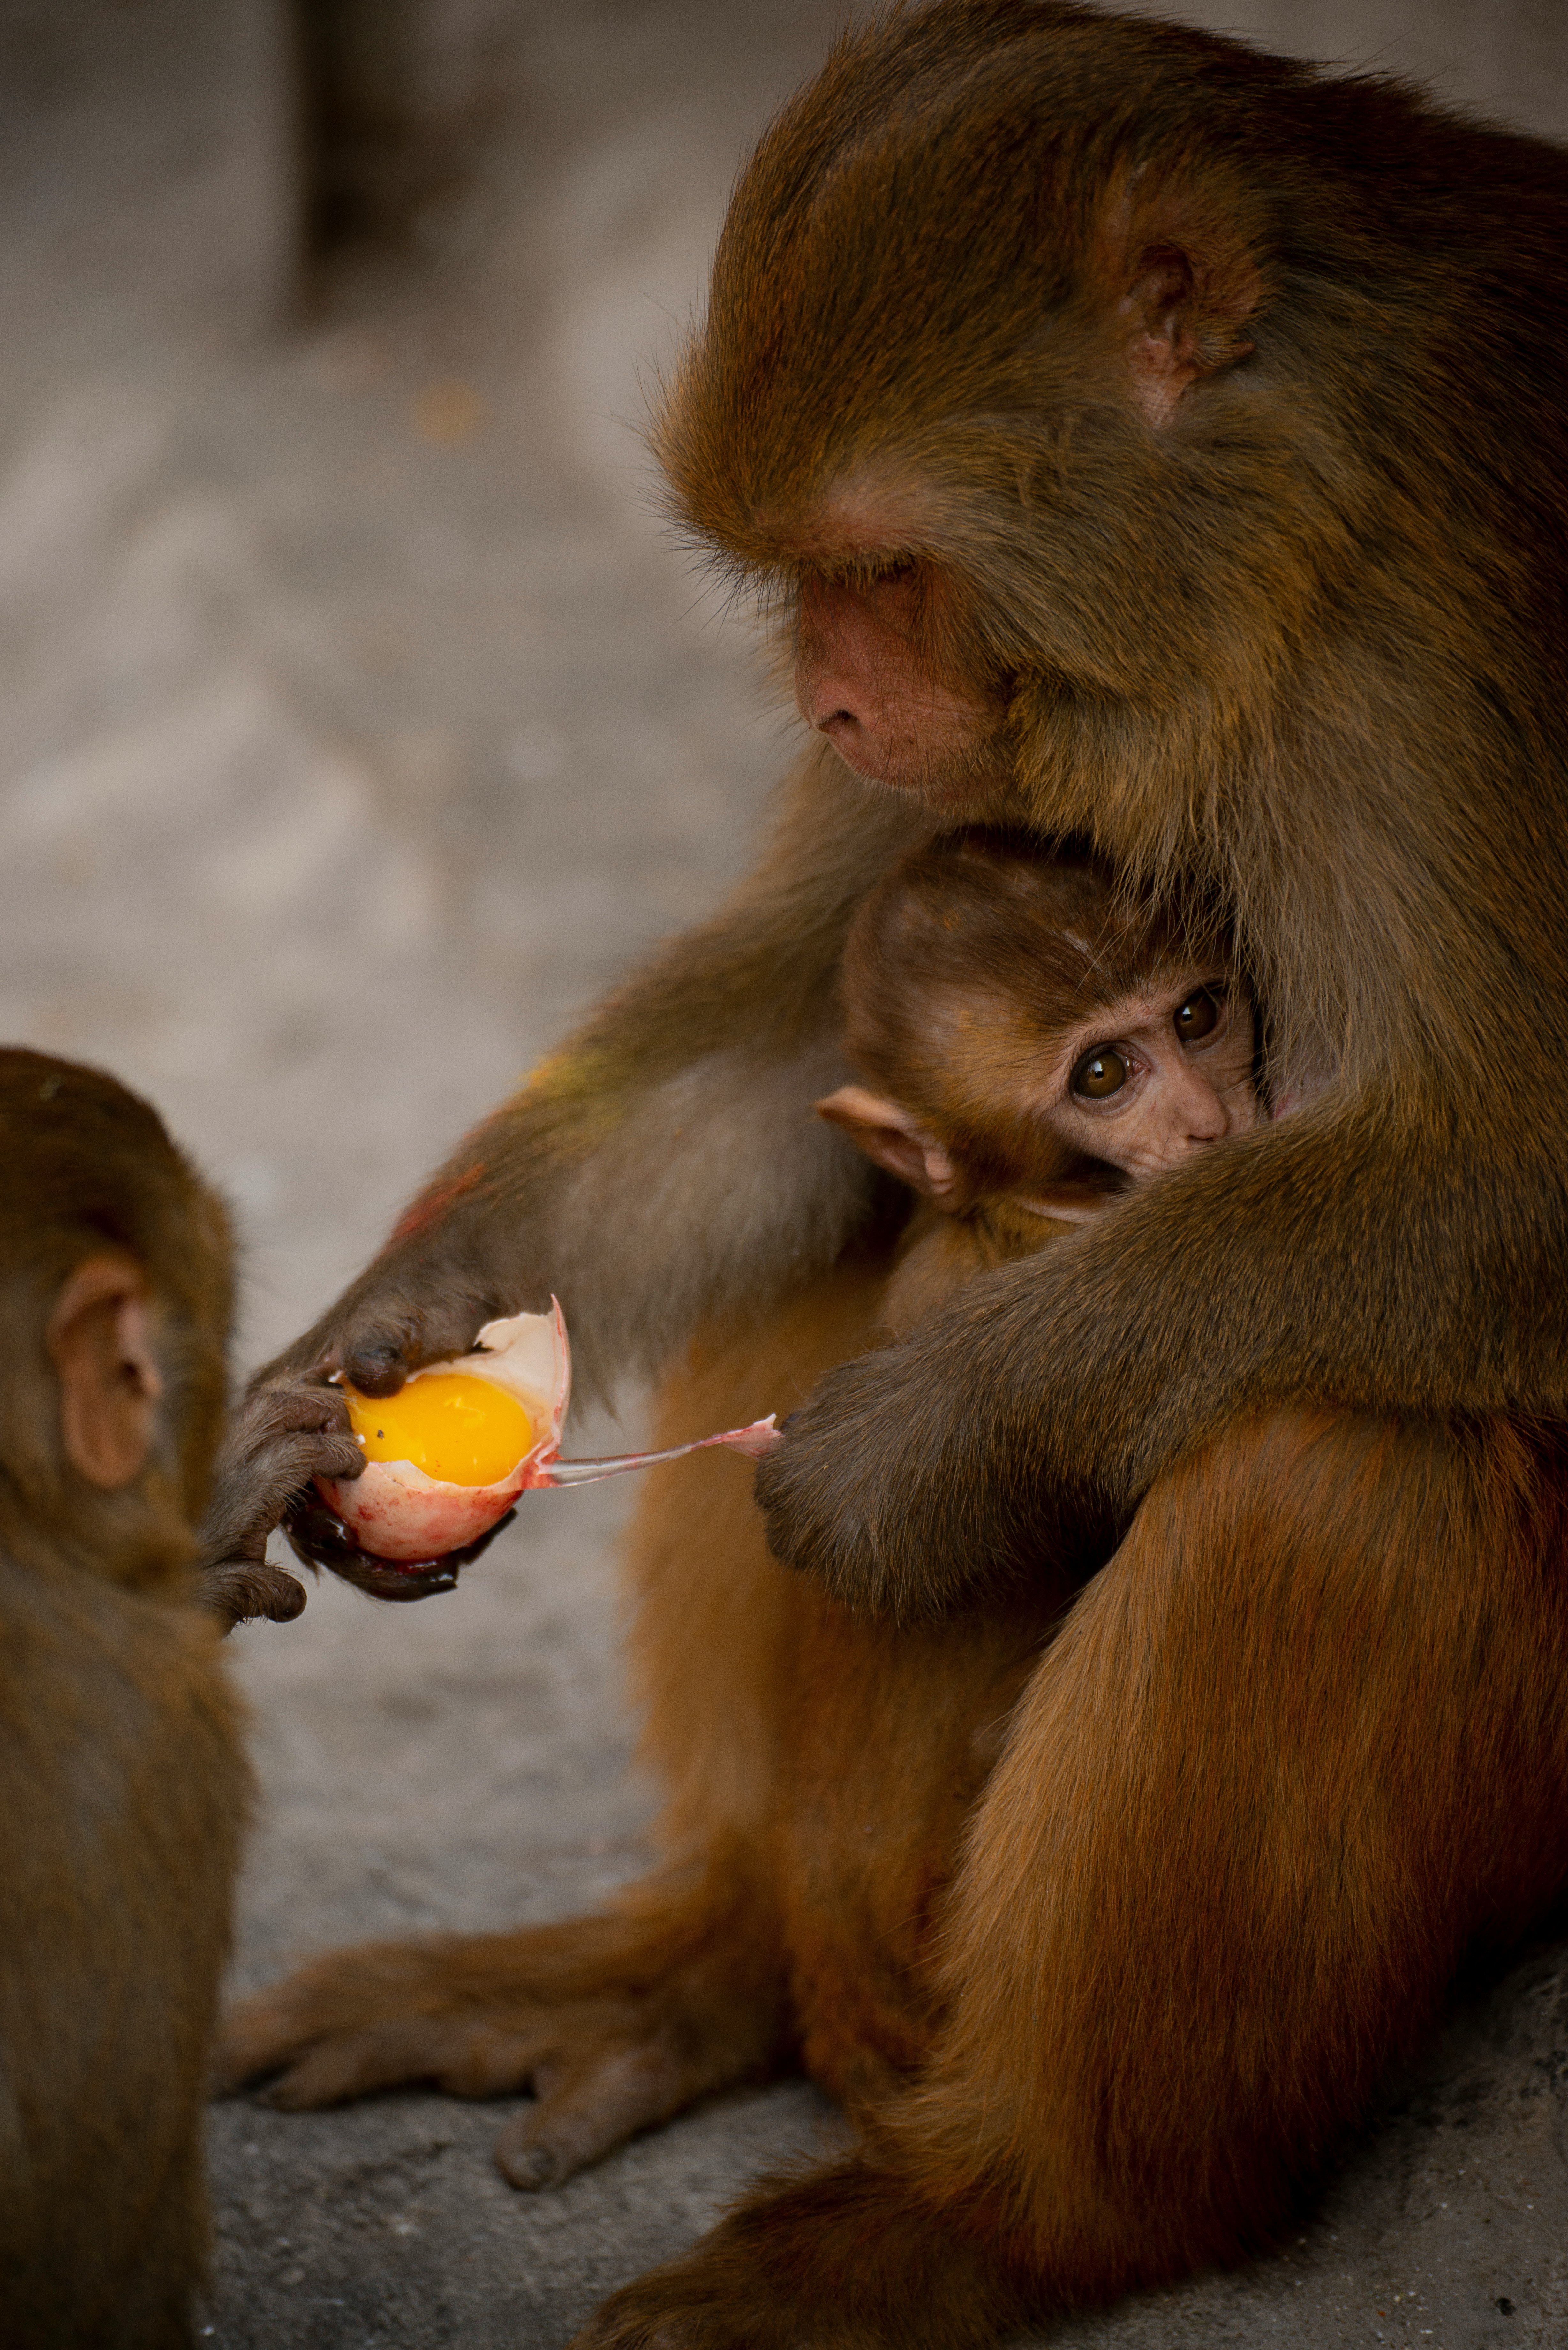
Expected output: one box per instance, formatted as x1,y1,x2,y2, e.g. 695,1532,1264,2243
232,5,1568,2341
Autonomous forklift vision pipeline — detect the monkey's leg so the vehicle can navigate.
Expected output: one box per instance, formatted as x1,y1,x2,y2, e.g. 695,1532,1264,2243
217,1848,787,2190
575,1409,1568,2347
221,1262,887,2189
217,1444,794,2195
216,1463,791,2193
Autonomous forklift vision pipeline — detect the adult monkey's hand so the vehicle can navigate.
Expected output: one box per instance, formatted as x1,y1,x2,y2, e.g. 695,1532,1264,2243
755,1085,1543,1619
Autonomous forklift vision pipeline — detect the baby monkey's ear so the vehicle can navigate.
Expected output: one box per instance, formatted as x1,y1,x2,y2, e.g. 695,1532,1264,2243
814,1085,972,1210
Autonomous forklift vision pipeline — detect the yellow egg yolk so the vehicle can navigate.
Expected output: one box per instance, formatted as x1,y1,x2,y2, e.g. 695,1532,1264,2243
346,1373,534,1487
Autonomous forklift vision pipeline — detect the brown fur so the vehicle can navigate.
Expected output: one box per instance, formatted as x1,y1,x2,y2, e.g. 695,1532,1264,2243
837,826,1216,1201
235,4,1568,2340
0,1049,251,2345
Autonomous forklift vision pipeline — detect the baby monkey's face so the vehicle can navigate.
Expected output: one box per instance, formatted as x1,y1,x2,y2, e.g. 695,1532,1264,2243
818,960,1259,1224
1028,966,1258,1188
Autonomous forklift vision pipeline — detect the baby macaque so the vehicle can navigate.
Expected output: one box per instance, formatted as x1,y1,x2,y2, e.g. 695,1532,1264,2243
817,830,1258,1328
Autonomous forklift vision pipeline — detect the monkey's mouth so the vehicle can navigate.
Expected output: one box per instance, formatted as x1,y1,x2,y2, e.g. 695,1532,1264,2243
283,1493,516,1602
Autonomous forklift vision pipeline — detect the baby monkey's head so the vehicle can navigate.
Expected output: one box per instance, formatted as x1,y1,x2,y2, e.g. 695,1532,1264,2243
819,830,1257,1222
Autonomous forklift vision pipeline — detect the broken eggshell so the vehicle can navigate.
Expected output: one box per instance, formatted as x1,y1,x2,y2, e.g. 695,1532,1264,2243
301,1299,780,1585
316,1304,570,1563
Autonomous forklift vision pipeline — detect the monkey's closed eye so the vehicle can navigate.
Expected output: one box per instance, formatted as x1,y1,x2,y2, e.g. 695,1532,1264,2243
1072,1048,1129,1100
1174,988,1219,1041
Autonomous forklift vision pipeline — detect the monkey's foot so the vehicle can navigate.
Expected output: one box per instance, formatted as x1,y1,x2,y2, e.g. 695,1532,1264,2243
215,1888,784,2189
573,2157,1033,2349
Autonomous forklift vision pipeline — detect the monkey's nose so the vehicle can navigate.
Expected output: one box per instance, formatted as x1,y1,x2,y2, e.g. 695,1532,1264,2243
810,703,884,780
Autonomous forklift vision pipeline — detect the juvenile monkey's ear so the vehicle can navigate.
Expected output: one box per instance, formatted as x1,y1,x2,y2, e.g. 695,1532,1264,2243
814,1086,969,1208
1106,175,1263,428
47,1255,163,1490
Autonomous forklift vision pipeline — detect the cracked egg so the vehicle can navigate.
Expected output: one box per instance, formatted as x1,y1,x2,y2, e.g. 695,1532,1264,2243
315,1299,779,1565
319,1305,569,1562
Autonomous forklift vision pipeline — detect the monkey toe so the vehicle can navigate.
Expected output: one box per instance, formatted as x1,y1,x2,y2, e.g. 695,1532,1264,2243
258,2017,468,2109
494,2040,690,2192
215,1981,384,2094
221,2000,554,2108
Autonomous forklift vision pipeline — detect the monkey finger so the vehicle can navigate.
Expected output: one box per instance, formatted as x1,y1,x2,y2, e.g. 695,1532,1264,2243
338,1338,412,1399
198,1560,307,1633
249,1385,355,1438
283,1429,366,1485
340,1312,475,1398
237,1428,365,1505
337,1286,531,1399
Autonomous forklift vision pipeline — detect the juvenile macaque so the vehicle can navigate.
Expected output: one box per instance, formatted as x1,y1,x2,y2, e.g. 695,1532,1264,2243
0,1046,354,2343
816,829,1256,1294
225,5,1568,2343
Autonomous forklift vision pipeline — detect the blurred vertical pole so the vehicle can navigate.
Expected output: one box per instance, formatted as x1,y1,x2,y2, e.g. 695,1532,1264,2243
288,0,524,278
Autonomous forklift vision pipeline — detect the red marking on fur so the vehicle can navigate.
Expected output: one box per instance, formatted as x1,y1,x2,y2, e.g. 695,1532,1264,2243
391,1164,486,1245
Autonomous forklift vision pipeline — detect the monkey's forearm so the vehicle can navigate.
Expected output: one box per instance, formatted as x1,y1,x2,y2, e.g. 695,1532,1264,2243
264,752,920,1399
756,1098,1568,1616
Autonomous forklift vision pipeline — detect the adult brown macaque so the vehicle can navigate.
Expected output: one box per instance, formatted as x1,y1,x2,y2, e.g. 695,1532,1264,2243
223,4,1568,2342
0,1047,358,2344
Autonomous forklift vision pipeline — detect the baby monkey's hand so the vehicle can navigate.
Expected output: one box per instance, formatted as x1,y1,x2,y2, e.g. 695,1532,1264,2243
196,1384,365,1632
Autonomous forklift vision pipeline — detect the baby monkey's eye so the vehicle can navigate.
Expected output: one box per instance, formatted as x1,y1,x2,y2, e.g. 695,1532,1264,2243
1071,1048,1130,1100
1174,987,1220,1042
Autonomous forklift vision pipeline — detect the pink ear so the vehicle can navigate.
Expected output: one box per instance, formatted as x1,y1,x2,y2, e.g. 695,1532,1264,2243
815,1085,950,1199
1108,176,1263,427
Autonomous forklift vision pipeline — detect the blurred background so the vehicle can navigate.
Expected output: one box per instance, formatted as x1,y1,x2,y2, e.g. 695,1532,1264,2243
1,4,1565,2343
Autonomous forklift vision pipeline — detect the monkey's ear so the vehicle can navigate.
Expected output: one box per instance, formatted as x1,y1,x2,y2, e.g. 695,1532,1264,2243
1110,180,1262,428
814,1086,968,1207
47,1256,163,1490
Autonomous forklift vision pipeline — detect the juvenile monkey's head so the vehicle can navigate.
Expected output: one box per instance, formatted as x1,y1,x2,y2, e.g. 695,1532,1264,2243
0,1048,233,1582
818,831,1256,1219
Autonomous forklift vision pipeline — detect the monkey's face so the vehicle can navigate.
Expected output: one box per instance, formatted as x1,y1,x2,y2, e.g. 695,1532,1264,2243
653,11,1314,831
1021,972,1258,1188
820,965,1258,1218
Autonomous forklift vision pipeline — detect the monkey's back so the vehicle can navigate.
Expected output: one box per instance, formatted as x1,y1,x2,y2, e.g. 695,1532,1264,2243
0,1553,248,2346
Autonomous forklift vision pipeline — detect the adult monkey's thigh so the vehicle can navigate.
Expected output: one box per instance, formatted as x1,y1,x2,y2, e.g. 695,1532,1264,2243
581,1409,1568,2348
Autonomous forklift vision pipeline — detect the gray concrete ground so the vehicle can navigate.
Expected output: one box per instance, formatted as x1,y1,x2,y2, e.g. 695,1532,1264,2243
2,4,1567,2345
